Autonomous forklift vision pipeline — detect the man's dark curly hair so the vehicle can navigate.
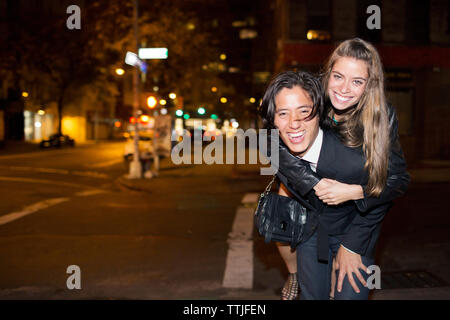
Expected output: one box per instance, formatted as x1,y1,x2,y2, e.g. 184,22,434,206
258,70,324,129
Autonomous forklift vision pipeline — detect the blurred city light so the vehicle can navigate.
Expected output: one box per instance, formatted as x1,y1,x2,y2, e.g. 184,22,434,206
183,113,190,120
125,51,140,66
232,121,239,128
197,107,206,115
160,99,167,105
160,108,168,115
176,109,184,117
220,97,227,103
306,29,331,41
34,122,42,128
114,121,121,128
147,96,157,109
140,115,150,123
169,93,177,99
22,92,29,98
239,29,258,39
249,97,256,103
37,109,45,115
115,68,125,76
138,48,168,59
220,53,227,60
211,114,218,120
211,86,217,93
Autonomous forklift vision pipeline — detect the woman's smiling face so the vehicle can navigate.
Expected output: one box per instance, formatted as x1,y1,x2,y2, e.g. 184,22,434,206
327,56,369,112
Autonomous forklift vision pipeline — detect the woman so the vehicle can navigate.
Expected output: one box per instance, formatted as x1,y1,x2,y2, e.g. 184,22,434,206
261,38,409,300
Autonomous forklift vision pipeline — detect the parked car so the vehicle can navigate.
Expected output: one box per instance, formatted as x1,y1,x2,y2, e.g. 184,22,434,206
39,134,75,148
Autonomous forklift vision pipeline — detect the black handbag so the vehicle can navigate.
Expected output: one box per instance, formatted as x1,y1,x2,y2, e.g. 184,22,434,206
254,175,318,248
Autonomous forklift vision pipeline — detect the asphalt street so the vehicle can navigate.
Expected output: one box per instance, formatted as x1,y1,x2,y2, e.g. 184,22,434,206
0,141,449,300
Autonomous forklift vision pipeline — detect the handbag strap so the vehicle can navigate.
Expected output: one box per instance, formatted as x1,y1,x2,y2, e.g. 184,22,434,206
263,175,277,196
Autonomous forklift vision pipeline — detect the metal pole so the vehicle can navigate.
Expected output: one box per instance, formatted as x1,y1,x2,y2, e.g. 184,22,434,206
128,0,142,178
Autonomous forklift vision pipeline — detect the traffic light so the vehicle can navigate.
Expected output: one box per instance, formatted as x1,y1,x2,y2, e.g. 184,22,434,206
147,96,157,109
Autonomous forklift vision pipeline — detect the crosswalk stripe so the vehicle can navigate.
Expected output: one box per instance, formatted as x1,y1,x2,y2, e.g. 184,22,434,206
222,193,258,289
0,198,70,226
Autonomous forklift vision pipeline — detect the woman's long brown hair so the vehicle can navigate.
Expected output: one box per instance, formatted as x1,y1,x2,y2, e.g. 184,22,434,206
322,38,390,197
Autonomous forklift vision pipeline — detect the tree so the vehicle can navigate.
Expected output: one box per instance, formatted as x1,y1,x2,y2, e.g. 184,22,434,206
3,0,230,137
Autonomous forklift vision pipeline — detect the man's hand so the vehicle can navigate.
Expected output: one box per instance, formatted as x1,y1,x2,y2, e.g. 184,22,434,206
335,245,368,294
314,178,364,205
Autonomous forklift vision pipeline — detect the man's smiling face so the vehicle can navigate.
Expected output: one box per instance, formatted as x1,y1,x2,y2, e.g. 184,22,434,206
274,86,319,157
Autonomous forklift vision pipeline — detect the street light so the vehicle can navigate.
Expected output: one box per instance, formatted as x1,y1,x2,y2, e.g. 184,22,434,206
115,68,125,76
22,92,29,98
140,115,150,123
211,86,217,93
220,97,227,103
249,97,256,103
169,93,177,99
159,99,167,105
147,96,157,109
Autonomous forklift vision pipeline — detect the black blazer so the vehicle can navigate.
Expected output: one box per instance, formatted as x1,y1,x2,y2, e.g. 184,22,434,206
276,105,410,259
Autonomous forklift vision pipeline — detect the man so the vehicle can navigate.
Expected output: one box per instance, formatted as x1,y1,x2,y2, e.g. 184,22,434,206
259,70,409,299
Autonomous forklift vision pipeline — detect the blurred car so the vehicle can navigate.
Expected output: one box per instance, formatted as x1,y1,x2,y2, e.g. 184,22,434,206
39,134,75,148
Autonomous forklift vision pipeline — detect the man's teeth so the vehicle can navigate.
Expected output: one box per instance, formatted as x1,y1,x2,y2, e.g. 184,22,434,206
335,93,352,102
288,131,305,138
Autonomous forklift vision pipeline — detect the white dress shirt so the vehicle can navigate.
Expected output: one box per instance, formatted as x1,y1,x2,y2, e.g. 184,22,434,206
299,128,323,172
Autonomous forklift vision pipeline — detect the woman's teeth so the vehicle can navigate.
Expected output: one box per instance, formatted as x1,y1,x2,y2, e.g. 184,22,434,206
335,92,352,102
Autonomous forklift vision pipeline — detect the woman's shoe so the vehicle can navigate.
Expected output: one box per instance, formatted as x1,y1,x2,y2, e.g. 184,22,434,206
281,273,299,300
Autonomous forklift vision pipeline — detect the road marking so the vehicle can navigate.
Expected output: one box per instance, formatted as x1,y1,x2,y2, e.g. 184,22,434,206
0,189,109,226
222,194,258,289
74,189,107,196
35,168,70,174
0,197,70,226
0,166,110,180
71,171,109,179
0,176,89,189
86,158,124,168
241,193,259,205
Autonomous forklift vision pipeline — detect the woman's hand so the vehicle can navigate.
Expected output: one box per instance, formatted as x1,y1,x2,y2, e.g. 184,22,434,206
313,178,364,205
335,245,368,294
